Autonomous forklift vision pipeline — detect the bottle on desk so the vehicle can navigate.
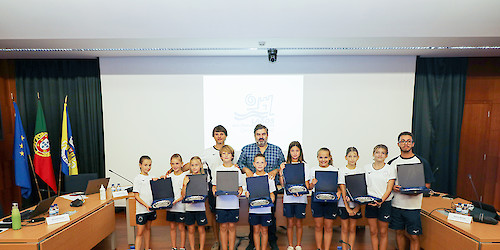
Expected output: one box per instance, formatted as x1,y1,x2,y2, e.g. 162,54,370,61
117,183,122,191
100,184,106,200
11,203,21,230
49,205,57,217
54,204,59,215
111,184,116,192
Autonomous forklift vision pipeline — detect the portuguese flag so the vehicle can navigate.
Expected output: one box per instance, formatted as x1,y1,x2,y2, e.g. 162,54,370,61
33,100,57,192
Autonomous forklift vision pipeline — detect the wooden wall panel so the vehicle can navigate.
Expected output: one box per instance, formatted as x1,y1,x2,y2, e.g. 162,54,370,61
459,57,500,209
0,60,20,214
457,103,490,201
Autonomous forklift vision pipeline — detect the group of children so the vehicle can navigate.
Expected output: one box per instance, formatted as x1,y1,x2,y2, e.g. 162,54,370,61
133,141,399,250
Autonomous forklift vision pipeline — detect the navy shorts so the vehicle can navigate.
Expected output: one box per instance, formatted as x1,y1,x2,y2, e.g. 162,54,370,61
311,202,339,219
283,203,306,219
185,211,208,226
389,207,422,235
136,211,157,225
216,209,239,223
339,207,362,220
365,201,392,222
249,213,272,226
166,211,186,223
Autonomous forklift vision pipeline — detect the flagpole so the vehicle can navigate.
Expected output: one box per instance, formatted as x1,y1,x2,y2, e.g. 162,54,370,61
12,93,43,201
57,96,68,196
28,154,43,201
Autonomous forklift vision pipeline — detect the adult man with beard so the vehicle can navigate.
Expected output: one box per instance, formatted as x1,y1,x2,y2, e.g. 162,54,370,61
388,131,434,250
238,124,284,250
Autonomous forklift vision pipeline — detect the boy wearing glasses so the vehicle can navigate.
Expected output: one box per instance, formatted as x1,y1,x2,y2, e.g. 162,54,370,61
388,131,434,250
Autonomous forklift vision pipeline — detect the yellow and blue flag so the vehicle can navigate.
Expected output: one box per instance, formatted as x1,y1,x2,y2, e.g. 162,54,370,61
13,101,32,198
61,97,78,175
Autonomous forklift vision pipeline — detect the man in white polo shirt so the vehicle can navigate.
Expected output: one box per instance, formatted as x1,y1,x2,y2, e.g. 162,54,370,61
388,131,434,250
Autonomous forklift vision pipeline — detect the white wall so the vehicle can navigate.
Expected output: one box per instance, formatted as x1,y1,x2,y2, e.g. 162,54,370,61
100,56,415,191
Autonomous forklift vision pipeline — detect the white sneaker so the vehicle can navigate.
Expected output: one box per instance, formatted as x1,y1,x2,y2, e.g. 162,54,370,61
287,246,294,250
295,246,302,250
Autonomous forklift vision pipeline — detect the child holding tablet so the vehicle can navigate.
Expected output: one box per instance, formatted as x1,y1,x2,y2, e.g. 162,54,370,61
212,145,244,250
182,156,208,250
307,148,340,250
166,154,188,250
338,147,363,250
246,153,276,250
364,144,396,250
279,141,309,250
133,155,156,250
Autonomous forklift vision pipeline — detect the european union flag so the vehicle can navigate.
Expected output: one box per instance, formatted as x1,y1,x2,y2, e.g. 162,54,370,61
13,101,32,199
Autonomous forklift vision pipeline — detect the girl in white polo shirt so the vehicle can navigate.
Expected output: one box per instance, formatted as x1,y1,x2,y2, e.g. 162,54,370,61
307,147,340,250
279,141,309,250
166,154,188,250
364,144,396,250
338,147,364,250
182,156,208,250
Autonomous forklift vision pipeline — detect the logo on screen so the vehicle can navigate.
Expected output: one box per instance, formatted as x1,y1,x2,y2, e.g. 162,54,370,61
234,94,275,125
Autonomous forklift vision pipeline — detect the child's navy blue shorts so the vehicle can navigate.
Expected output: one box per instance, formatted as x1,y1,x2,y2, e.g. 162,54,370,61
136,211,157,225
283,203,306,219
311,202,339,219
339,207,362,220
249,213,272,226
216,209,239,223
365,201,392,222
166,211,186,223
389,207,422,235
185,211,208,226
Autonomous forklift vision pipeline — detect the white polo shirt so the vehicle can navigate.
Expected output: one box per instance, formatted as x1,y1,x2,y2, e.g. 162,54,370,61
364,163,396,200
133,173,154,215
283,162,310,204
167,171,188,212
212,165,245,209
338,165,364,208
389,155,433,210
248,173,276,214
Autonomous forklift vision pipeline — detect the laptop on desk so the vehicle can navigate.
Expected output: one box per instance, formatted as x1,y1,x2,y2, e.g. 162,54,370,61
2,196,56,222
85,178,110,195
397,163,428,194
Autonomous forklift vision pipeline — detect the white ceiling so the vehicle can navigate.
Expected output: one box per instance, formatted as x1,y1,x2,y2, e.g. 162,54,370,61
1,0,500,58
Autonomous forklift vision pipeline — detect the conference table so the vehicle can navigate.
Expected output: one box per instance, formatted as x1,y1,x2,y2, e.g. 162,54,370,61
420,194,500,250
0,192,115,250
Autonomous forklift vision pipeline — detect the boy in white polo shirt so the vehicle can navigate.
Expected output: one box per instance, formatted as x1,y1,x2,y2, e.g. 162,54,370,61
388,132,434,250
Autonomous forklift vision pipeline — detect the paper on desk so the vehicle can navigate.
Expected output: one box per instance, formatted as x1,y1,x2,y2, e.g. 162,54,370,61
61,194,89,201
0,228,8,234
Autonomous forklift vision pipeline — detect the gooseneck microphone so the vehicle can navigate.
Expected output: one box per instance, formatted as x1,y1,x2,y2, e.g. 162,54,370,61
108,169,134,184
468,174,498,225
339,240,352,250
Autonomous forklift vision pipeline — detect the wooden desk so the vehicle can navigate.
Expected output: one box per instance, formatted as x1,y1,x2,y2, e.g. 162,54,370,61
126,194,368,244
420,195,500,249
0,192,115,250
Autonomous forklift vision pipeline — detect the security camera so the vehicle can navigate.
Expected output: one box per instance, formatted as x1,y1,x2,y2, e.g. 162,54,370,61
268,48,277,62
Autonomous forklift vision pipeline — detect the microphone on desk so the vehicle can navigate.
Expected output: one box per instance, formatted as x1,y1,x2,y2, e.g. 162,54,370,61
108,169,134,192
339,240,352,250
468,174,498,225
